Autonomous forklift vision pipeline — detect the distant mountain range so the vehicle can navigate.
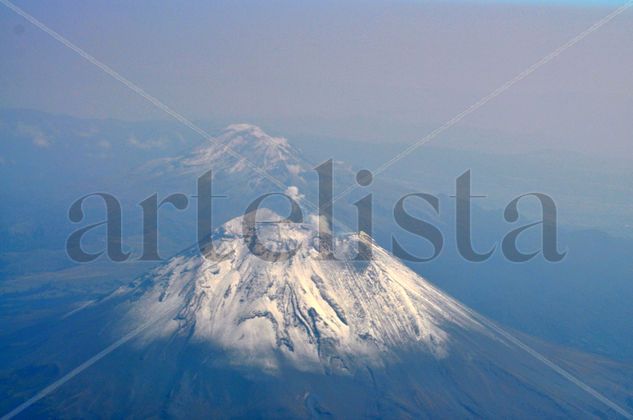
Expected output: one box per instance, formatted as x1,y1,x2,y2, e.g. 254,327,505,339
2,110,633,418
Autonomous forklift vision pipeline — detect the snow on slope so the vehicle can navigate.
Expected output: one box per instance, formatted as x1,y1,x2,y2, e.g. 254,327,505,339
121,209,483,373
138,124,311,187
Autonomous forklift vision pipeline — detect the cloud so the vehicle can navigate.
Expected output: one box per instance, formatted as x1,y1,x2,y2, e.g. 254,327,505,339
285,185,304,202
308,214,331,235
98,139,111,150
76,126,100,138
287,164,302,176
128,134,167,150
9,222,36,236
17,123,51,148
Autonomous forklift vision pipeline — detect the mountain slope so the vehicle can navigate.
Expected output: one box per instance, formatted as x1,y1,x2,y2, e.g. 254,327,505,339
2,209,633,418
52,209,626,418
122,209,481,373
3,121,633,418
138,124,313,191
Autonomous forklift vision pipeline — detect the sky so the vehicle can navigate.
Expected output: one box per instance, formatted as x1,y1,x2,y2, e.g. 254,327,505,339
1,0,631,157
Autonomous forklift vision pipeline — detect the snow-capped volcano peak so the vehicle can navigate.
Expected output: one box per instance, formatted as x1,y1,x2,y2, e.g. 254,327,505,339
220,123,290,149
208,123,299,173
225,123,265,133
123,209,481,373
223,123,282,142
140,124,309,187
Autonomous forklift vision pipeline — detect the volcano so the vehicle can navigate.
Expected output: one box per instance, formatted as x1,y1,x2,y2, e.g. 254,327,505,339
6,209,626,418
